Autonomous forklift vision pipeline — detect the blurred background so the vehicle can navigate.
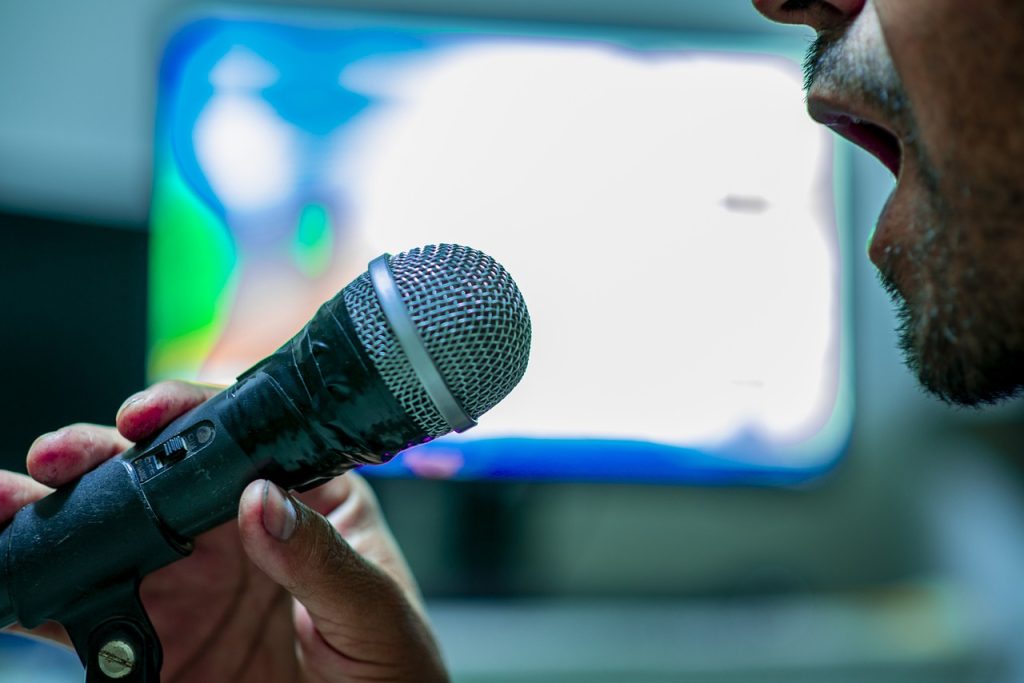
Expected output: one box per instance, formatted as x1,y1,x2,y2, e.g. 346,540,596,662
1,1,1023,682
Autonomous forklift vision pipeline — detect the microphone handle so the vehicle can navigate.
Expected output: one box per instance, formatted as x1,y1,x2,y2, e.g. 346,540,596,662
0,298,422,631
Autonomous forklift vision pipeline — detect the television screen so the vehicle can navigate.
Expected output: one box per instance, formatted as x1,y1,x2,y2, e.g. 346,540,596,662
150,11,851,483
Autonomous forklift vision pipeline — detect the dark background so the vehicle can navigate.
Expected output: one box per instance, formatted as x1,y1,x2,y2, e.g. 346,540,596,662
0,211,148,470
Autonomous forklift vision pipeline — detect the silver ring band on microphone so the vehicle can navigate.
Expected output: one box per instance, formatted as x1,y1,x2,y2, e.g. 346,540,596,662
367,254,477,433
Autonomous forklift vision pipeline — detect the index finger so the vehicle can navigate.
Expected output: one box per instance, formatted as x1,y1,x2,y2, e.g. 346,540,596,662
115,380,222,443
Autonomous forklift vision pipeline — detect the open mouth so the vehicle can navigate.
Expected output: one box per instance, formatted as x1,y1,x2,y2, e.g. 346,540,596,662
825,115,902,178
807,100,903,178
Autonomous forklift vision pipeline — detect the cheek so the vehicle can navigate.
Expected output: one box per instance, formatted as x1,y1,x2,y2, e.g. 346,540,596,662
875,0,1023,176
873,2,954,158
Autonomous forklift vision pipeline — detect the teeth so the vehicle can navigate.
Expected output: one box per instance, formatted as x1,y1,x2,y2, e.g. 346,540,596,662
833,114,863,127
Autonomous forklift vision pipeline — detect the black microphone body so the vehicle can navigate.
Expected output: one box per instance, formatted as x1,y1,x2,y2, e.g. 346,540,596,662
0,244,531,675
0,277,421,631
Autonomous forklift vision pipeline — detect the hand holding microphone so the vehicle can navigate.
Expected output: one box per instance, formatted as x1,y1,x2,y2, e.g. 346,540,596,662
15,384,443,683
0,244,531,682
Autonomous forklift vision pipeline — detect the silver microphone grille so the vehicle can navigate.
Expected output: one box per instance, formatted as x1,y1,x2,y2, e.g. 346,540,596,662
343,244,532,437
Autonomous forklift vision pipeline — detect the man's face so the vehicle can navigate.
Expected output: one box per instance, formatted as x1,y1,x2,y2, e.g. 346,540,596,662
754,0,1024,405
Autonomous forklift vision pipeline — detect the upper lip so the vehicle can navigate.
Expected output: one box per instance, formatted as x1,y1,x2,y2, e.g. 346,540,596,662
807,96,903,178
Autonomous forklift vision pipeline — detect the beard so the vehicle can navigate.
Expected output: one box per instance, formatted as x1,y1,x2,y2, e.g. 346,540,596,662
875,197,1024,407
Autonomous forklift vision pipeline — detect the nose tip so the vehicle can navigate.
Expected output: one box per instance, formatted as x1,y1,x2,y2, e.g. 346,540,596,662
752,0,866,31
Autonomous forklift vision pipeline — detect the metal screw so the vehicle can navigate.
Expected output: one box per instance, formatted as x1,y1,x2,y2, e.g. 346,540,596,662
196,424,213,444
97,639,135,679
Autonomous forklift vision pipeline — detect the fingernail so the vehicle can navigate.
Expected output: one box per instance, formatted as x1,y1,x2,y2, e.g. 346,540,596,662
28,431,57,454
262,481,297,541
117,392,146,417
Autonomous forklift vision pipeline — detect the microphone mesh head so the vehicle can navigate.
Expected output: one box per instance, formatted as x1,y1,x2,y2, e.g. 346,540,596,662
343,244,532,437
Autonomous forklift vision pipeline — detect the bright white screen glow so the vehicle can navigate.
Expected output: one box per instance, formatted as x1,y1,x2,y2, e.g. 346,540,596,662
335,42,839,451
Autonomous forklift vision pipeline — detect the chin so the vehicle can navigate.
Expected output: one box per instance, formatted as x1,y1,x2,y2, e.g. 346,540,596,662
889,288,1024,407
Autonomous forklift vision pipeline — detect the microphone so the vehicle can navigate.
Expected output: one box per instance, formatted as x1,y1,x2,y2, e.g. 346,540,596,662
0,244,531,646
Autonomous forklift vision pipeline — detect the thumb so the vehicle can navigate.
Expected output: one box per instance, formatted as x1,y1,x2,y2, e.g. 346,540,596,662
237,480,447,682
